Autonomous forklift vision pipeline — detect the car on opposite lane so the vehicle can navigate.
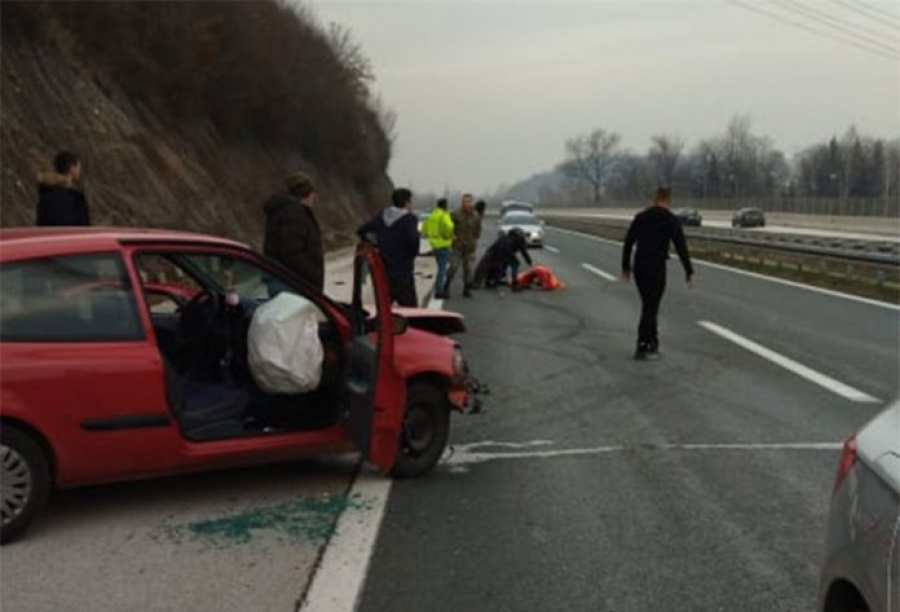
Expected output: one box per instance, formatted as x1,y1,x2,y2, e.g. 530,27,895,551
674,207,702,227
819,400,900,612
732,207,766,228
498,212,544,247
0,228,472,543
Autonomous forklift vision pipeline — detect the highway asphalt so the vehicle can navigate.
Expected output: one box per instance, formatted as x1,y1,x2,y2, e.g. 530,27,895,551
357,224,899,611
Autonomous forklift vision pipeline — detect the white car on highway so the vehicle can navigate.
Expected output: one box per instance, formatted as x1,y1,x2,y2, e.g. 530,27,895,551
819,400,900,612
499,212,545,247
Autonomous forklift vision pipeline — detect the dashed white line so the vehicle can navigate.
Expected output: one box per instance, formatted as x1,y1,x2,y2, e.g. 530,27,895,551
581,262,618,281
698,320,880,404
544,245,561,254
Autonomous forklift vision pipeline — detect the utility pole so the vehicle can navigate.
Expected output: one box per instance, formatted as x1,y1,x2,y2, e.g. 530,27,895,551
884,152,891,218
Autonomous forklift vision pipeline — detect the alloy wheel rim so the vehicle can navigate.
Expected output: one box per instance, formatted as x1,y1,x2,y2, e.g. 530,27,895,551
1,444,32,527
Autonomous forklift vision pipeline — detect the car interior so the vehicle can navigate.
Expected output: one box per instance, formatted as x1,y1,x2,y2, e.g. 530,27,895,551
135,252,349,442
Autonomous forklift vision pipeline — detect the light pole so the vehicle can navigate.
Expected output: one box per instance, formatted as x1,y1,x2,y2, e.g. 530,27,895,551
829,173,841,217
703,154,711,202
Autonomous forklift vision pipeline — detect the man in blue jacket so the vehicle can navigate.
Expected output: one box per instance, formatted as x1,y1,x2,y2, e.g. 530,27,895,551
357,188,421,307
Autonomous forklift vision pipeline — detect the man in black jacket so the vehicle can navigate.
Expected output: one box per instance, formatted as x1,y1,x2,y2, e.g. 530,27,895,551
263,172,324,291
36,151,91,226
621,188,696,360
357,188,420,307
473,228,533,291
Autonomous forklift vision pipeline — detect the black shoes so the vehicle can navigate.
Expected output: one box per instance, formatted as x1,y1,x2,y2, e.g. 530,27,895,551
634,342,661,361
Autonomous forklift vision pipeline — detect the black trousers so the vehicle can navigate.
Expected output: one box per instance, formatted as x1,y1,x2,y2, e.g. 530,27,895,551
389,273,418,307
635,269,666,348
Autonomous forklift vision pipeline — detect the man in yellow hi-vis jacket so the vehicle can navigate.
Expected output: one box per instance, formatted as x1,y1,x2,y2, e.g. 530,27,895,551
422,198,455,299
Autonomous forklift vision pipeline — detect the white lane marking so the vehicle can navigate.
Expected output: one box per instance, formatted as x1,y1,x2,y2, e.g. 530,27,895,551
698,321,880,404
544,245,561,254
581,262,618,281
548,226,900,311
550,226,621,246
301,294,447,612
299,474,391,612
444,439,841,466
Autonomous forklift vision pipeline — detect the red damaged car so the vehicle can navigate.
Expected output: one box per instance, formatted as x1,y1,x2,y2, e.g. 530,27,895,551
0,228,472,543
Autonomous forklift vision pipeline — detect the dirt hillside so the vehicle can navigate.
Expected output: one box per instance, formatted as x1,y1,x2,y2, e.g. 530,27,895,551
1,2,393,249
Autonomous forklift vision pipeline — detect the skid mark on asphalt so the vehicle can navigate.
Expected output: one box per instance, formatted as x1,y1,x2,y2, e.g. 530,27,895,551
440,439,842,470
160,494,373,548
699,320,881,403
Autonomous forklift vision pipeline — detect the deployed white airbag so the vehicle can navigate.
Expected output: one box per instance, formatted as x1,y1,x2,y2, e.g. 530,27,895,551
248,293,323,394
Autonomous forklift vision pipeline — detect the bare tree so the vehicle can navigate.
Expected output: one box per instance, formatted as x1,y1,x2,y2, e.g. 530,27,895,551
648,134,684,187
561,128,622,204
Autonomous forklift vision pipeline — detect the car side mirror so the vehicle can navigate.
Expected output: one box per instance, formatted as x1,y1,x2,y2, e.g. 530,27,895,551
392,313,409,335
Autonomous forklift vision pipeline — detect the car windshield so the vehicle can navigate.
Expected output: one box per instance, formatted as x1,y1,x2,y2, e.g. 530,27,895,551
502,214,538,225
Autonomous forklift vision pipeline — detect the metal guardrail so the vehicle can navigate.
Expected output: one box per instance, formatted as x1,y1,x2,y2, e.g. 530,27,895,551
543,215,900,291
542,215,900,266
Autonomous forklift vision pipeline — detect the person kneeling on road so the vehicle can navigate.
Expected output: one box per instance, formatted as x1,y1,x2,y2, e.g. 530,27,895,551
473,228,533,292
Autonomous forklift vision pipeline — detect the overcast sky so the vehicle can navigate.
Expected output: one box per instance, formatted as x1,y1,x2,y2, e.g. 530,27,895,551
306,0,900,194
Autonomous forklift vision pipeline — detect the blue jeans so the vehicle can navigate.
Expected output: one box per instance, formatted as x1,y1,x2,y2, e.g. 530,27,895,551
433,247,450,295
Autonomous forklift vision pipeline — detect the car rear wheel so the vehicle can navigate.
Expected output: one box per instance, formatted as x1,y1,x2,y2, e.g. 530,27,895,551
391,383,450,479
1,427,51,544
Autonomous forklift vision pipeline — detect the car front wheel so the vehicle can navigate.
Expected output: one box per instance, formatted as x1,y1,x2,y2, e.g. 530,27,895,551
391,383,450,479
1,427,51,544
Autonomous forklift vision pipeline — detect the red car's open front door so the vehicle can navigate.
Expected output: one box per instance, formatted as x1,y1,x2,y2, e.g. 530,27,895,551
343,242,405,472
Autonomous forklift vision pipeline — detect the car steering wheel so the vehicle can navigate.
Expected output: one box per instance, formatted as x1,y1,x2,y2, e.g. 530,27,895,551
176,289,224,370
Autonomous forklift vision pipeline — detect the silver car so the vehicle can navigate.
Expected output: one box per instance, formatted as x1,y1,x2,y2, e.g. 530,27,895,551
498,212,544,247
819,400,900,612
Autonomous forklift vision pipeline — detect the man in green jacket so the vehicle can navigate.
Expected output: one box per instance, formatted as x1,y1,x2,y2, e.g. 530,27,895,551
422,198,454,299
445,193,482,298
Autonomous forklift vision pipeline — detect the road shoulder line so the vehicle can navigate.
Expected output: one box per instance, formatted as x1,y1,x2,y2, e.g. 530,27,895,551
300,293,447,612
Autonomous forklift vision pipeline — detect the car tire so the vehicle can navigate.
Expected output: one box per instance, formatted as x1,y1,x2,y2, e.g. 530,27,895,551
1,427,51,544
391,383,450,479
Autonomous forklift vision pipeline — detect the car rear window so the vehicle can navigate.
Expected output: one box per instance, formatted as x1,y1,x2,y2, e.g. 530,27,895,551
1,253,144,342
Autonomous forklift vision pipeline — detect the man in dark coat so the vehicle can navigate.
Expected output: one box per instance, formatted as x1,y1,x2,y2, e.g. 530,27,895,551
356,188,420,307
621,187,696,360
36,151,91,226
473,228,533,291
263,172,324,291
